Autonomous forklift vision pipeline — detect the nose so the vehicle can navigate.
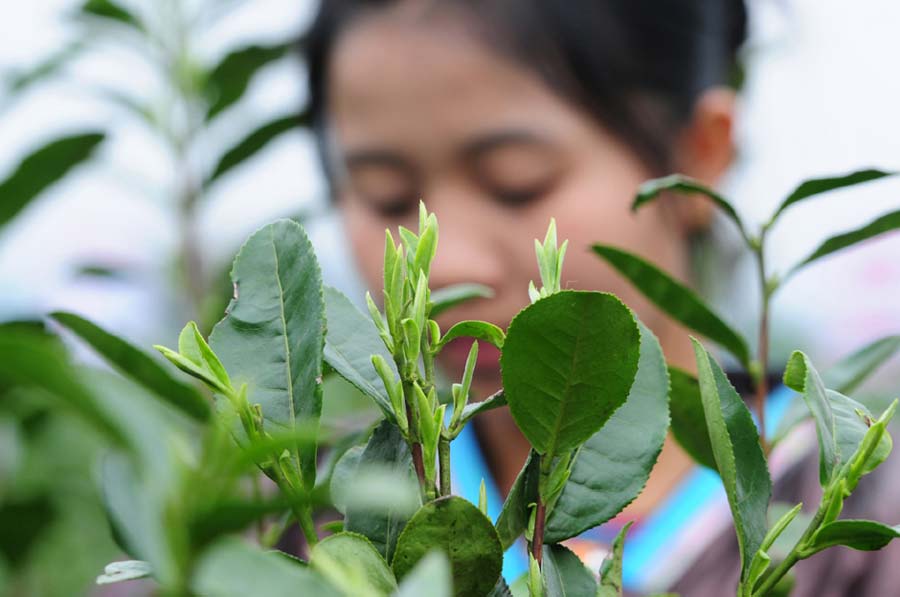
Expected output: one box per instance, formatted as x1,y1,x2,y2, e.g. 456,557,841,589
425,192,506,301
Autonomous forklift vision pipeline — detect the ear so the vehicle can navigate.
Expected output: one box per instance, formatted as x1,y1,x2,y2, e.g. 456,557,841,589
670,87,737,233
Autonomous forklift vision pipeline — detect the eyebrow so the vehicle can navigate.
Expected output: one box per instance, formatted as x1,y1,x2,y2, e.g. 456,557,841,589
462,129,557,161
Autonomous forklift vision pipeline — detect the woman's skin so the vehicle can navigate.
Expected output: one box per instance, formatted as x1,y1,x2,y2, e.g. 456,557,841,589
324,5,736,508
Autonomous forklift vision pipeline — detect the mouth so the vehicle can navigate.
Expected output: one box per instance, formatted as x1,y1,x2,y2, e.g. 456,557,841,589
437,337,502,379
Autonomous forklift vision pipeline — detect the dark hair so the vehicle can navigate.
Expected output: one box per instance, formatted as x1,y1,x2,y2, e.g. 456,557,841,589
305,0,746,174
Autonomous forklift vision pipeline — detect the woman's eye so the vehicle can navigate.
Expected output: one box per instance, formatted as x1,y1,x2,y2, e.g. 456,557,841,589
367,193,419,218
492,185,548,208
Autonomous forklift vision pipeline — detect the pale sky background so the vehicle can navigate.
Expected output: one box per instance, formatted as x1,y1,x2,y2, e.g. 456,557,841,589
1,0,899,376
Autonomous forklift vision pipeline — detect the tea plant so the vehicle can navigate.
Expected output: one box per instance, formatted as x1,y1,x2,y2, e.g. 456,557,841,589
2,172,899,596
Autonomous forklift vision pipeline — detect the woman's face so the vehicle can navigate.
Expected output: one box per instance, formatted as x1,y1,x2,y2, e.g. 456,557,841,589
326,8,695,394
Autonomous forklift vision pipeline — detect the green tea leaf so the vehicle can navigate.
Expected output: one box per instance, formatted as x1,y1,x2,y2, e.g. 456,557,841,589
193,538,341,596
51,312,209,421
330,445,365,515
501,291,640,457
0,132,104,229
204,44,290,121
783,351,842,484
95,560,152,585
458,391,507,428
345,421,419,561
437,320,505,350
769,169,894,224
596,522,632,597
393,496,502,597
430,283,494,317
495,451,539,550
545,322,669,542
206,112,306,186
0,496,54,567
823,335,900,395
668,367,717,470
592,245,751,369
394,551,453,597
692,339,770,578
809,520,900,554
542,544,596,597
311,532,397,595
79,0,142,29
633,174,748,241
324,286,397,422
787,208,900,278
210,219,325,488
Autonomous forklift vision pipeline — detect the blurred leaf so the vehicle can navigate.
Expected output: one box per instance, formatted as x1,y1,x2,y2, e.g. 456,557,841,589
769,169,894,224
95,560,152,585
488,576,514,597
0,133,104,230
323,286,397,422
429,283,494,318
501,291,640,457
189,497,306,549
210,220,325,489
344,421,419,561
73,263,130,280
692,339,770,578
393,496,502,597
543,544,596,597
206,112,306,186
311,532,397,595
330,444,364,515
437,320,505,350
394,551,452,597
51,312,210,421
824,335,900,395
593,244,751,369
205,44,290,121
596,523,632,597
79,0,143,29
192,538,341,596
0,331,127,447
668,367,717,470
787,208,900,278
6,40,86,94
809,520,900,554
0,496,55,566
633,174,749,241
545,322,669,543
495,450,538,550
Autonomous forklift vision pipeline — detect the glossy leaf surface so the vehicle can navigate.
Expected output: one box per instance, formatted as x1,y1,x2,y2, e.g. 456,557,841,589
692,339,770,577
438,320,505,350
323,286,397,421
545,322,669,542
210,220,325,487
592,245,750,368
501,291,640,457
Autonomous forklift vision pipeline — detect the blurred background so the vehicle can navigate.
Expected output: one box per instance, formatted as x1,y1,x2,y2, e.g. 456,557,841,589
2,0,900,593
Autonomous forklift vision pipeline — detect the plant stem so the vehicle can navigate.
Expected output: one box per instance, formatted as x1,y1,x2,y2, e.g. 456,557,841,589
751,503,826,596
532,454,547,567
753,233,771,454
439,436,451,497
294,503,319,548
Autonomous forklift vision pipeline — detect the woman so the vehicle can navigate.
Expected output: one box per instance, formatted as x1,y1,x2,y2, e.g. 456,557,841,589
305,1,900,594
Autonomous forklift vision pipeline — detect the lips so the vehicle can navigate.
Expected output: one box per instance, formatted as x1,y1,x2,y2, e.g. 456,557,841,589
438,337,502,378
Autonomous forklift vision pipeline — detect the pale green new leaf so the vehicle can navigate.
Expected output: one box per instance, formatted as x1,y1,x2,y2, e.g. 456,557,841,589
545,322,669,542
501,291,640,457
692,339,770,578
437,320,505,350
592,244,751,369
210,220,325,488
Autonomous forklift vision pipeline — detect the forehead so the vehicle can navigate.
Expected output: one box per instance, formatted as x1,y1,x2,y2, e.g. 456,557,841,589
326,8,588,157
